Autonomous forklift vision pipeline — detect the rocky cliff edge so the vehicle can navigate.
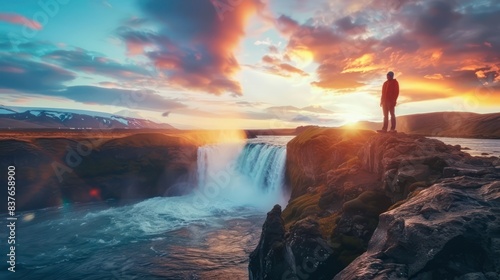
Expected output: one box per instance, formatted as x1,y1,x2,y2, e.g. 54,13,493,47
249,127,500,280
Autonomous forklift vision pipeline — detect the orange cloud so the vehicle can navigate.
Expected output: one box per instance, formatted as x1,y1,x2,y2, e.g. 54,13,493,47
424,74,444,80
400,78,455,102
342,53,381,73
311,71,365,90
0,13,42,30
120,0,266,96
273,0,500,106
260,54,308,77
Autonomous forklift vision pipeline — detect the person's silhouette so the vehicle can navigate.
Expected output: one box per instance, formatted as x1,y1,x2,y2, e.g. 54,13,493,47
378,71,399,133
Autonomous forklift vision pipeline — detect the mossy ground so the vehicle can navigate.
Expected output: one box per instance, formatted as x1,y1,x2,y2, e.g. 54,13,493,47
282,193,321,229
342,190,392,216
318,213,341,239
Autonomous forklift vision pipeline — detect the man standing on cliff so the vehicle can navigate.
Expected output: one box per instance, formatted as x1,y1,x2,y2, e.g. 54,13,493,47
378,71,399,133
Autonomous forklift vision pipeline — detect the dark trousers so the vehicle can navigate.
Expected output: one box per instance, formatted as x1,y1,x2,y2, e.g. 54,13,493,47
382,103,396,131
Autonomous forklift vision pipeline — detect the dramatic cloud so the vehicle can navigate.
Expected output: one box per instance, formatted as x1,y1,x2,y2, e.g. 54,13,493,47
334,16,366,35
260,54,308,77
275,14,372,91
274,0,500,102
0,35,55,53
0,52,186,112
0,56,75,91
405,1,461,41
117,29,166,56
0,13,42,30
1,0,499,128
118,0,266,96
275,15,300,36
312,66,366,90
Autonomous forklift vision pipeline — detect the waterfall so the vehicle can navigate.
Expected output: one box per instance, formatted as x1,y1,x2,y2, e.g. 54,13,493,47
195,141,288,209
235,143,286,192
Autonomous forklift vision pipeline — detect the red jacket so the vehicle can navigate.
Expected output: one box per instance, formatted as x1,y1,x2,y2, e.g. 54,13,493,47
381,79,399,106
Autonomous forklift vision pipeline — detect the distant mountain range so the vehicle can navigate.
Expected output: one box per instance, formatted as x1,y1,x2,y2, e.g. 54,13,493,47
0,107,175,129
352,112,500,138
1,106,498,137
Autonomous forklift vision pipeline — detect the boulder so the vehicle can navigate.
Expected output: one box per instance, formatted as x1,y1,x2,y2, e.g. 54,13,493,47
443,167,497,178
249,204,289,280
334,178,500,279
283,218,341,280
249,207,341,280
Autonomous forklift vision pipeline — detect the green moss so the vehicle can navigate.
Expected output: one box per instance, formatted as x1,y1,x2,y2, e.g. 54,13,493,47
282,193,321,228
327,191,393,269
342,191,392,216
343,198,366,213
318,213,341,239
331,233,367,267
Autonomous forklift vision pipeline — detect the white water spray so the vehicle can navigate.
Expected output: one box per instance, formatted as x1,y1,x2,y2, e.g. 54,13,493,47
195,141,288,210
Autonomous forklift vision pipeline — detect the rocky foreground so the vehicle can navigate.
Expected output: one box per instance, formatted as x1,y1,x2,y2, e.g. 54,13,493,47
249,128,500,280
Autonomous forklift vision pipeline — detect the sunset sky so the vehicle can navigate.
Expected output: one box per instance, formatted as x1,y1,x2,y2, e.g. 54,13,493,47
0,0,499,129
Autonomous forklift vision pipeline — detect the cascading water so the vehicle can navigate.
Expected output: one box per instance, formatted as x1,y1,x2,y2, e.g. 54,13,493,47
194,140,289,210
1,136,292,280
236,143,287,192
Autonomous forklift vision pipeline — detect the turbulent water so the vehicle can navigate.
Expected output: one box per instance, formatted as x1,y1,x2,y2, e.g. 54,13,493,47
0,136,293,280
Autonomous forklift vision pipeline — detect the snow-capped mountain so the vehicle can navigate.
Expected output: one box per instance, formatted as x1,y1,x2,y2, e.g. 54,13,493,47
0,108,175,129
0,107,17,115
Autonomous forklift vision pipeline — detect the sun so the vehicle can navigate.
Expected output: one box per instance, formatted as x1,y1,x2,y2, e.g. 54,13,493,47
289,48,314,68
343,112,365,124
343,121,362,130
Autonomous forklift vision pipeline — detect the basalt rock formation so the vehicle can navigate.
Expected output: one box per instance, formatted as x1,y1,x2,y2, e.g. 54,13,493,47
249,127,500,280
